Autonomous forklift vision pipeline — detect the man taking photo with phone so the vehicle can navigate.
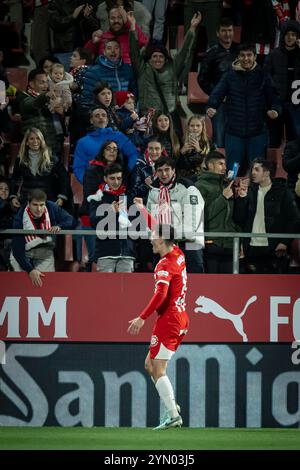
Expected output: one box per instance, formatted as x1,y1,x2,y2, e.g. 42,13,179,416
195,150,242,273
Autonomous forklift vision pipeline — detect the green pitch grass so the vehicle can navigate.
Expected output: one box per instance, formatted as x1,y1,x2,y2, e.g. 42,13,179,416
0,427,299,450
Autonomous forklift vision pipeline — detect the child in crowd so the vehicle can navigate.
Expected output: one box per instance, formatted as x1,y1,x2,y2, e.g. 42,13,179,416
69,47,94,152
48,62,74,113
152,111,181,159
93,81,120,130
177,114,213,182
69,47,93,101
115,90,154,150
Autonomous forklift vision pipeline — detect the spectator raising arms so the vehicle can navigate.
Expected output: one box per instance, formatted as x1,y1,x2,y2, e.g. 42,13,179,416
128,10,202,135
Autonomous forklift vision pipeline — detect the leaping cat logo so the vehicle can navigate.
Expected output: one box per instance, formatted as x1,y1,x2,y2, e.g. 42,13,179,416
194,295,257,342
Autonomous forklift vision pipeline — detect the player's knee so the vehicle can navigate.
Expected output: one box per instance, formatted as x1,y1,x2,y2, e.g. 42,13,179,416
144,360,151,374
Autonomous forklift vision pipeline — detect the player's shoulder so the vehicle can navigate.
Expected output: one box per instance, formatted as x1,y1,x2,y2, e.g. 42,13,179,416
156,245,185,273
172,245,186,267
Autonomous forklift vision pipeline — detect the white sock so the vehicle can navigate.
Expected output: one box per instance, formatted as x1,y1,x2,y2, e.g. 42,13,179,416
155,376,179,419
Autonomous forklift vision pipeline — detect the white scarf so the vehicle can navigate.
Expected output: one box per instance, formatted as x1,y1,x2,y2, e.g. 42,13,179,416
23,205,53,251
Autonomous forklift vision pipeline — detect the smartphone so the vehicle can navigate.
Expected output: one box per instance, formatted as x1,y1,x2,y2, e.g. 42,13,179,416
188,132,198,143
0,80,6,105
119,194,127,208
227,162,240,180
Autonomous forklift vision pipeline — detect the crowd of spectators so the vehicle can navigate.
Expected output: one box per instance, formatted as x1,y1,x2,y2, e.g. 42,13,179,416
1,0,300,281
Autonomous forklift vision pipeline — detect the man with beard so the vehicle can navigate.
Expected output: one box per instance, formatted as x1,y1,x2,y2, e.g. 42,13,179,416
84,6,149,64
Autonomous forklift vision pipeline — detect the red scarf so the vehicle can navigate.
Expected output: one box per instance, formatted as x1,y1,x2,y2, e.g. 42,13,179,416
99,182,127,196
158,174,176,224
272,1,290,23
89,160,106,166
26,85,40,97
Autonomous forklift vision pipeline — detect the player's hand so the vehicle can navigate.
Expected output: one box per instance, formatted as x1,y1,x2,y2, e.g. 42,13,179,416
127,11,136,31
128,317,144,335
92,29,103,44
237,177,249,198
29,269,45,287
133,197,144,209
206,107,216,118
275,243,287,258
73,4,85,19
223,180,234,199
190,12,202,32
267,110,278,120
48,225,61,234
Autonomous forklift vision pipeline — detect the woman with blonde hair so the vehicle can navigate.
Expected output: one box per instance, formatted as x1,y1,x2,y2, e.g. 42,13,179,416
10,127,71,210
177,114,213,182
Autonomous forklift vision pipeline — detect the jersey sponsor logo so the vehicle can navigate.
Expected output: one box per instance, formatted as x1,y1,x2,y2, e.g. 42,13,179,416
156,270,169,277
194,295,257,342
150,335,158,346
177,255,185,266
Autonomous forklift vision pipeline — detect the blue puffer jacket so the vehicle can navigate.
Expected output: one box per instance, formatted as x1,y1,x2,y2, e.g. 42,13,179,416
73,127,139,183
80,56,137,106
207,62,281,138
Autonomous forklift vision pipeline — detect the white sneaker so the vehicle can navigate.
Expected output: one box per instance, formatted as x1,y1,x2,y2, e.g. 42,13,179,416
160,403,181,424
153,415,183,430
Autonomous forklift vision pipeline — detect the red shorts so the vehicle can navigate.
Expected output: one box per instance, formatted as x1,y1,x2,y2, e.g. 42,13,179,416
149,311,189,360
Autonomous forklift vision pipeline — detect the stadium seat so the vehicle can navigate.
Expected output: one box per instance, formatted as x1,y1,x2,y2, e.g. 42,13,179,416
71,173,83,205
289,238,300,272
187,72,208,105
233,26,242,44
63,137,70,170
6,67,28,92
267,147,287,179
8,142,20,176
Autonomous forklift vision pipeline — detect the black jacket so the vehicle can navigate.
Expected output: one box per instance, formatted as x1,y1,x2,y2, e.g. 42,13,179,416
89,191,135,261
207,63,281,138
10,155,71,207
264,20,300,102
197,42,239,95
282,137,300,190
234,178,300,251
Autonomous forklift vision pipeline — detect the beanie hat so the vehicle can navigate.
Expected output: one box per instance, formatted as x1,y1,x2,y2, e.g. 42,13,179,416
145,43,169,62
115,91,135,108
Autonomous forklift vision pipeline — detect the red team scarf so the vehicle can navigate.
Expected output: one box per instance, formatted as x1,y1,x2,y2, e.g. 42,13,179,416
26,85,40,97
158,174,176,224
23,205,52,250
98,182,127,197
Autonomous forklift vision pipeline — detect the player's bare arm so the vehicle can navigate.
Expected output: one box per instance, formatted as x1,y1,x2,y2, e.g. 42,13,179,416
128,317,145,335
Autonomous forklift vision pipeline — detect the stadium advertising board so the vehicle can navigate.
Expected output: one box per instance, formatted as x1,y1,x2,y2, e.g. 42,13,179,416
0,273,299,342
0,343,299,428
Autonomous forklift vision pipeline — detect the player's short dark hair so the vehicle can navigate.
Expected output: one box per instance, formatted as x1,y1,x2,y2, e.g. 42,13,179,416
251,158,276,178
204,150,225,167
74,47,93,65
218,17,234,29
28,68,46,82
104,163,123,177
28,189,47,202
154,224,176,245
89,105,108,119
238,43,256,55
154,156,176,170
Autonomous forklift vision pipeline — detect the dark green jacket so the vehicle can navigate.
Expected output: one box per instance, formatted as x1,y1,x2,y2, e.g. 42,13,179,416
129,29,195,114
195,171,239,248
19,92,58,151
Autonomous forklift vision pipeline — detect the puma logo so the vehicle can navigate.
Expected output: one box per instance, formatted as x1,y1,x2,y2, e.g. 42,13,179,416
194,295,257,342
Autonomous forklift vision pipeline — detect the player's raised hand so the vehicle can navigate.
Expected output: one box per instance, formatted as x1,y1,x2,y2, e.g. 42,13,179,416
190,12,202,32
133,197,144,210
128,317,144,335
